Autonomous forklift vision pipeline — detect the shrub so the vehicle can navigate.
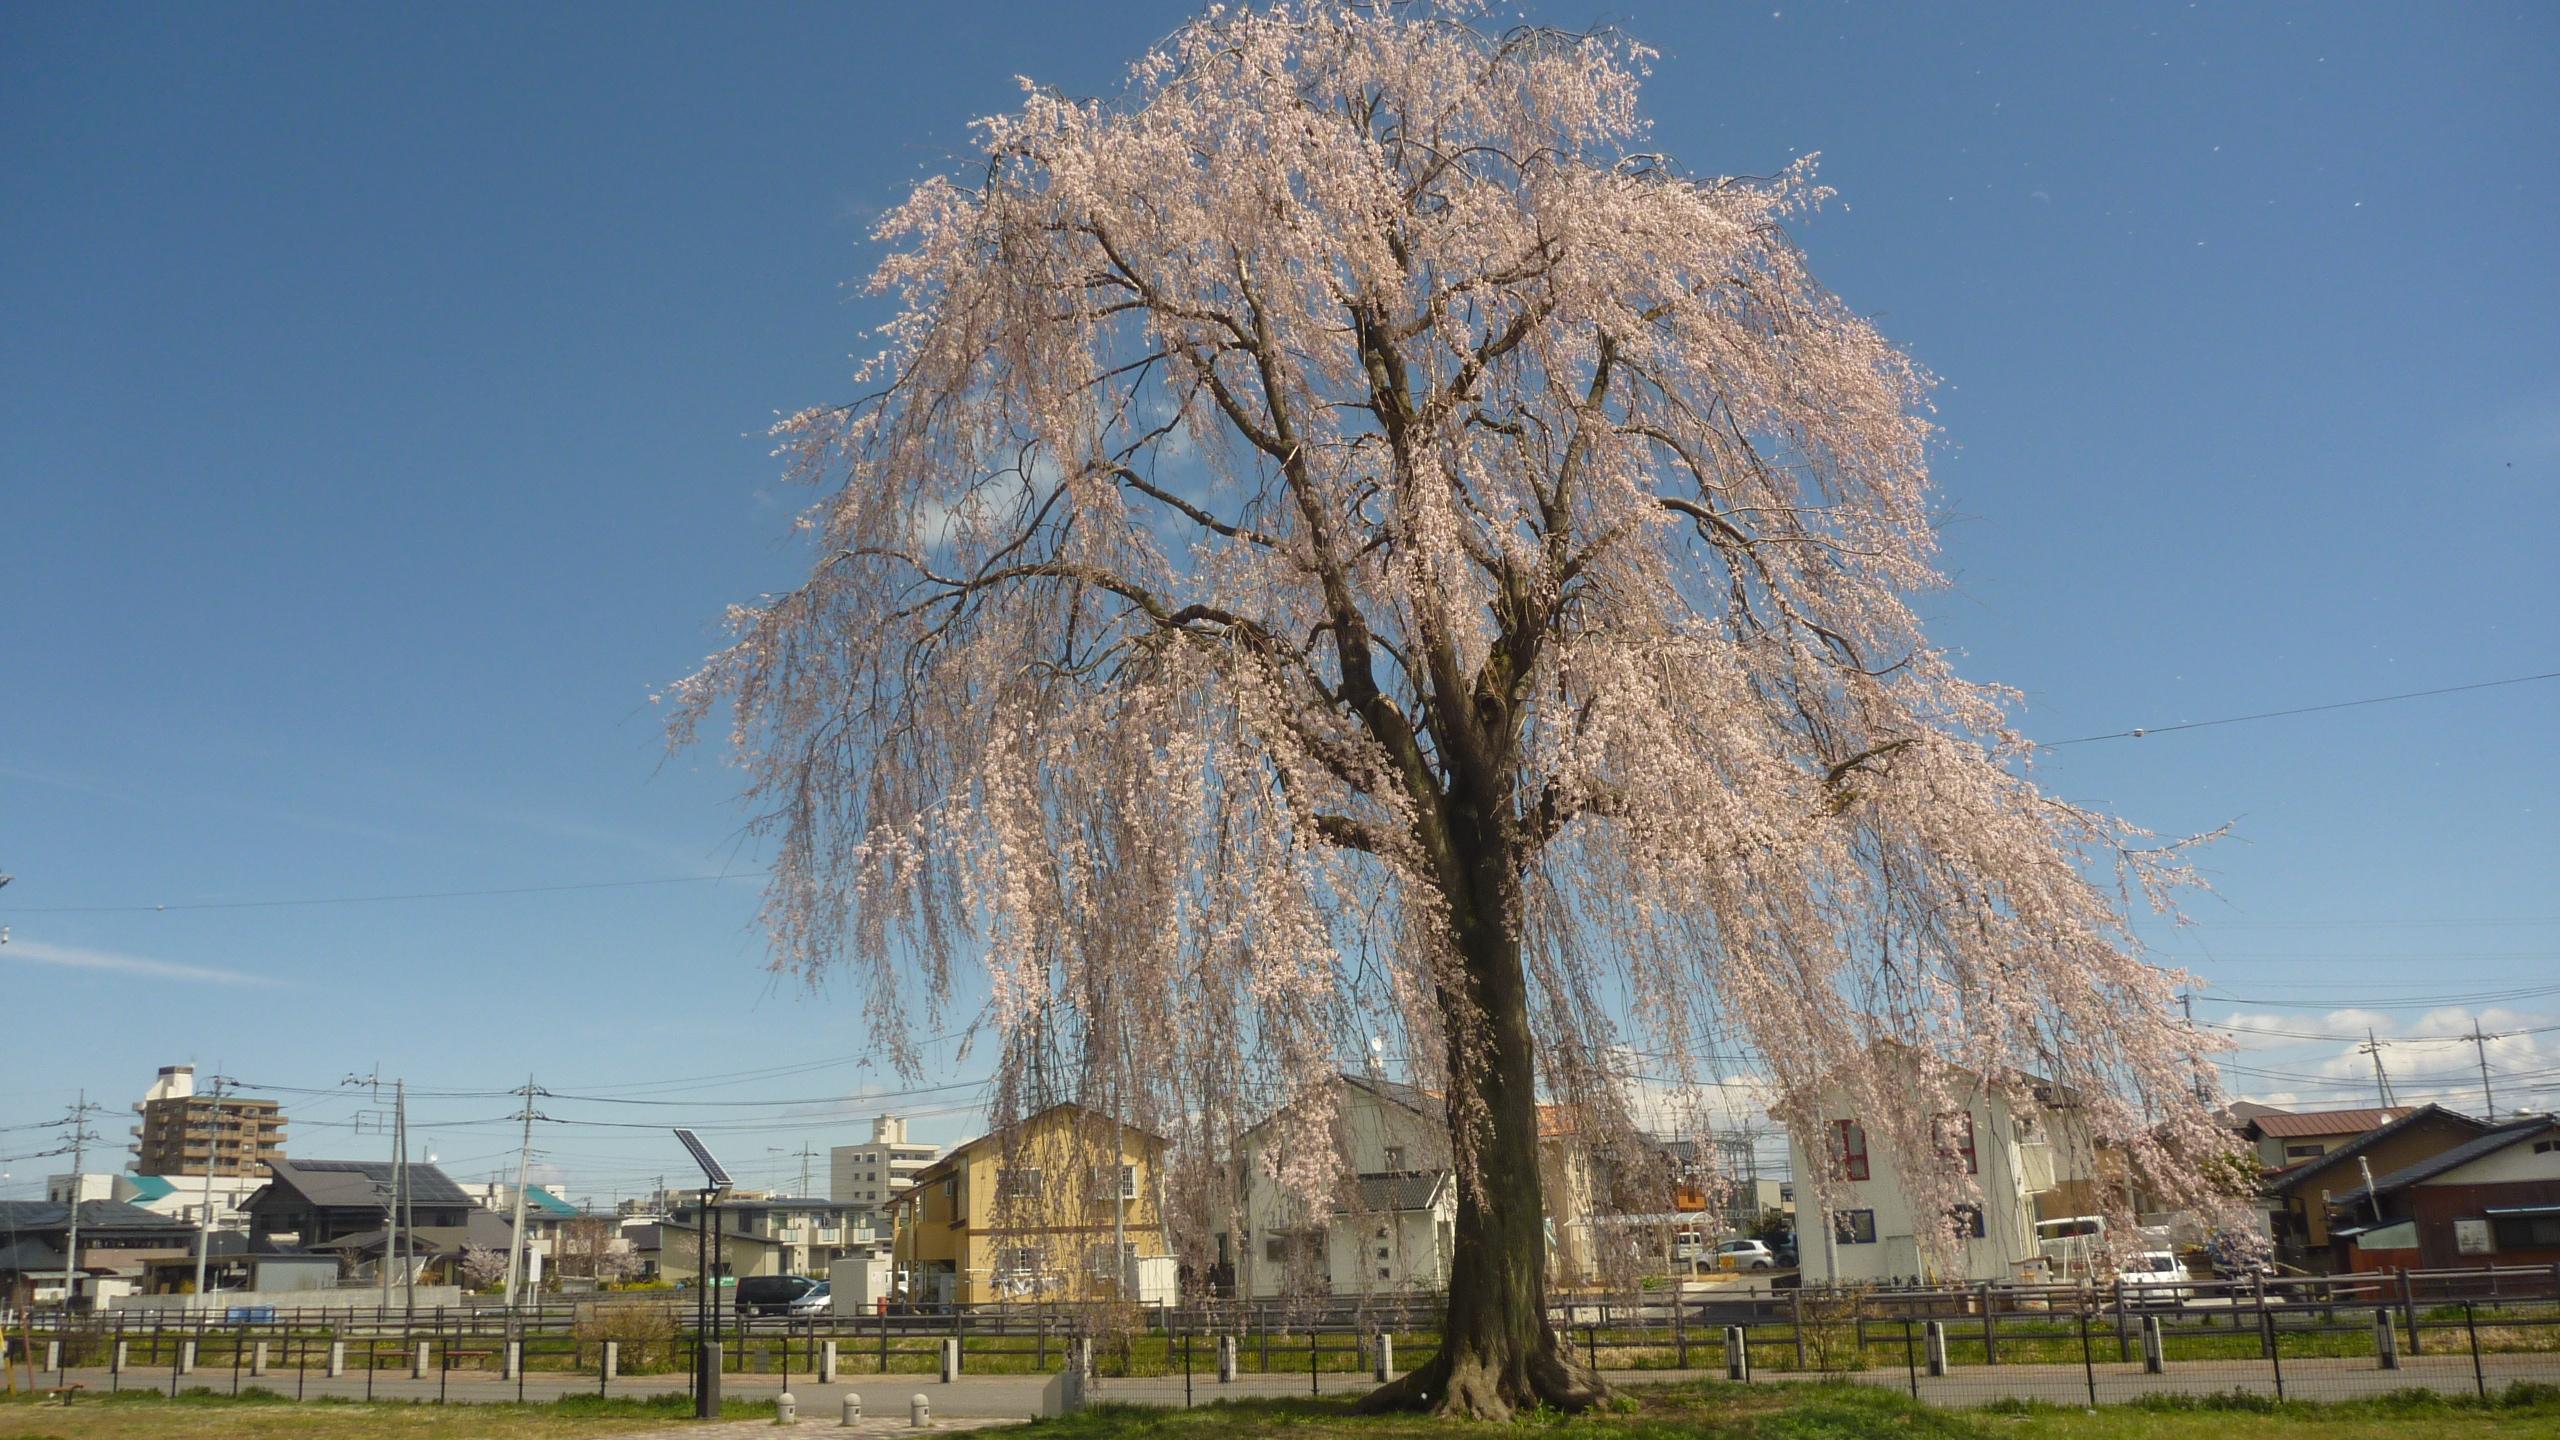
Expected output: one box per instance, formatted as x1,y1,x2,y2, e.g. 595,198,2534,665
574,1303,678,1375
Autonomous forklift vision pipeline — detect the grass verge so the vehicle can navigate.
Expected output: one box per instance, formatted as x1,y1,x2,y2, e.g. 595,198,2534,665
0,1386,772,1439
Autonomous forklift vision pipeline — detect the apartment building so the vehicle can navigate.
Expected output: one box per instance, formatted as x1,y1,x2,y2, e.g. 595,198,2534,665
1785,1053,2101,1285
657,1196,880,1281
890,1104,1170,1307
131,1065,286,1177
831,1115,942,1213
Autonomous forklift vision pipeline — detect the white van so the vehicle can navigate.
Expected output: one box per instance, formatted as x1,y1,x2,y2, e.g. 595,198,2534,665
2034,1216,2106,1277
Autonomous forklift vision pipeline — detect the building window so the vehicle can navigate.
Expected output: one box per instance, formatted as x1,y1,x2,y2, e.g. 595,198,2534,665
996,1245,1044,1278
1383,1146,1407,1171
2491,1215,2560,1249
1935,1113,1978,1176
1835,1121,1870,1182
996,1167,1044,1201
2284,1143,2327,1161
1088,1163,1136,1201
1833,1209,1878,1245
1949,1204,1986,1239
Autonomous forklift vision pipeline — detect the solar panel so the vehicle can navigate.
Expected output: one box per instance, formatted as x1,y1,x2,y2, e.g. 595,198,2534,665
673,1128,733,1190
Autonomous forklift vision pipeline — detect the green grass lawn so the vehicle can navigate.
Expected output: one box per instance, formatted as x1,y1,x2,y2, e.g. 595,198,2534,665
1016,1380,2560,1440
0,1388,770,1440
4,1379,2556,1438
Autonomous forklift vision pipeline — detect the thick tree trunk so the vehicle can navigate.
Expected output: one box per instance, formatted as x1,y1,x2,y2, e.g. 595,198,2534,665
1357,794,1609,1419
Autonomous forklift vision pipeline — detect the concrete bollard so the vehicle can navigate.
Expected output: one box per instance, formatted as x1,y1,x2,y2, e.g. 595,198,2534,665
911,1392,930,1427
114,1340,129,1374
1373,1333,1394,1383
1724,1325,1750,1382
327,1340,345,1378
251,1341,269,1377
841,1392,862,1425
940,1335,960,1382
413,1341,431,1379
602,1340,619,1382
2375,1308,2400,1370
777,1390,798,1424
1924,1320,1949,1378
1218,1334,1237,1383
2140,1315,2165,1375
820,1339,838,1385
45,1340,61,1374
179,1340,198,1375
504,1340,521,1380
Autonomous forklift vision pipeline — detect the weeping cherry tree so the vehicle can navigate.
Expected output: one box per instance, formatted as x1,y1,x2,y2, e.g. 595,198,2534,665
677,1,2244,1417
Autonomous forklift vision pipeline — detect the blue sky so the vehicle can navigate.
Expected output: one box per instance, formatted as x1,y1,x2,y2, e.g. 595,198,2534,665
4,2,2554,1202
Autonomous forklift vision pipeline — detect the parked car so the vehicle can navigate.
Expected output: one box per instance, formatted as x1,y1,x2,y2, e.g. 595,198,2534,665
736,1274,826,1316
1712,1239,1776,1270
1773,1234,1798,1269
2115,1251,2188,1307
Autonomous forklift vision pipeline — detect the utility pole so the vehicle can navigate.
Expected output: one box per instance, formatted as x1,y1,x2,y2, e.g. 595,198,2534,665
503,1076,539,1309
2180,992,2211,1102
394,1078,414,1317
191,1072,231,1297
2461,1020,2497,1120
2359,1030,2397,1110
346,1070,397,1307
794,1143,818,1200
60,1092,100,1310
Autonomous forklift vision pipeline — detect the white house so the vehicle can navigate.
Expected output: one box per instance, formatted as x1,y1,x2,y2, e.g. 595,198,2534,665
1235,1073,1456,1300
1233,1072,1611,1298
1785,1058,2095,1286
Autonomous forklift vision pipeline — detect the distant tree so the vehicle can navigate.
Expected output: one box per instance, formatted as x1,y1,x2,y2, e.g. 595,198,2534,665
458,1244,508,1292
678,0,2243,1416
594,1243,645,1285
556,1216,645,1285
1750,1209,1792,1248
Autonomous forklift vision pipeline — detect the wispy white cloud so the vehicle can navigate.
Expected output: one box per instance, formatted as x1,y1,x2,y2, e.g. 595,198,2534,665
4,938,282,988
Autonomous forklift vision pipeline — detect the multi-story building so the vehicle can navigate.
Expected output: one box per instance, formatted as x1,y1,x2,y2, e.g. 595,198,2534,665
2331,1113,2560,1271
1784,1052,2105,1286
1230,1072,1604,1300
652,1196,879,1282
1234,1073,1454,1300
2258,1104,2493,1271
830,1115,941,1215
0,1198,197,1308
890,1103,1170,1307
131,1065,286,1177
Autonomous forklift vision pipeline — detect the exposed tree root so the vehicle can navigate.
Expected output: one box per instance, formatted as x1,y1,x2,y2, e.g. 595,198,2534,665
1354,1339,1613,1421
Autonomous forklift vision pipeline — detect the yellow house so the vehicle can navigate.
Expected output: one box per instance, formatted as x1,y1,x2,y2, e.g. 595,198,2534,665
889,1103,1170,1308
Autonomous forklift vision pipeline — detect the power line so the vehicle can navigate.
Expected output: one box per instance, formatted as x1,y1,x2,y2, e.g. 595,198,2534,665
2043,669,2558,748
2,873,752,915
5,676,2550,918
2203,982,2560,1009
2201,1018,2560,1044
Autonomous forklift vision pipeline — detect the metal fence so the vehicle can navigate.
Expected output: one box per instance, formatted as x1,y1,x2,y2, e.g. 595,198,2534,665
7,1263,2555,1409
